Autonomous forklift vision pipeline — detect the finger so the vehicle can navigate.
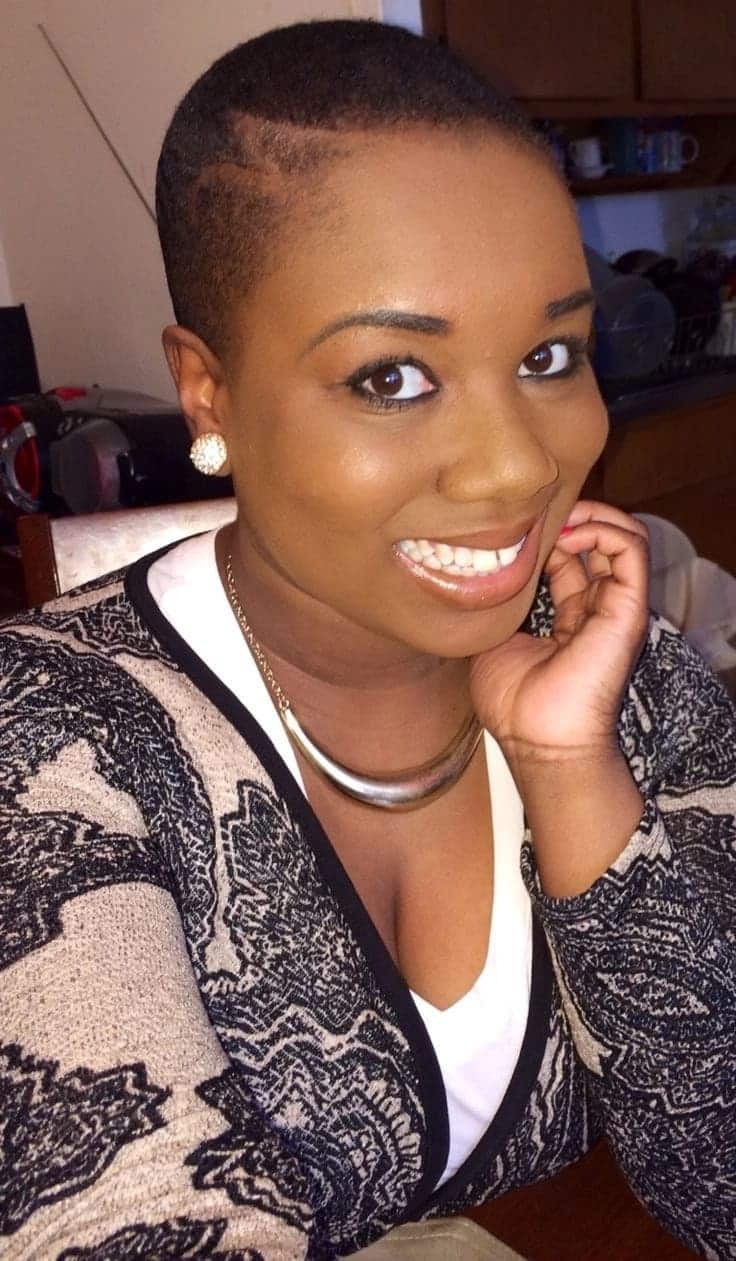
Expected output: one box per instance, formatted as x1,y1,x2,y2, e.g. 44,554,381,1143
555,519,650,615
561,499,650,542
586,547,613,581
543,544,613,641
553,502,648,585
544,542,590,606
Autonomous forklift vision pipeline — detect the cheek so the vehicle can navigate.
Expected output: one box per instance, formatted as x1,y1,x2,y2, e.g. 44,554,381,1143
237,406,423,539
551,385,609,472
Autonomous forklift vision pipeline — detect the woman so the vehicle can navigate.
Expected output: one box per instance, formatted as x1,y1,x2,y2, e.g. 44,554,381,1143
2,19,735,1260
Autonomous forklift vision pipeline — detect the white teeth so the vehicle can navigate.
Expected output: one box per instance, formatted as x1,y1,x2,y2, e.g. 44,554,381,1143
472,548,499,574
398,533,526,577
498,543,521,567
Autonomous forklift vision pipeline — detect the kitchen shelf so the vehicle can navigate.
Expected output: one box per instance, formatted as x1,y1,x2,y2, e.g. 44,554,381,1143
525,100,736,120
555,114,736,197
569,171,706,195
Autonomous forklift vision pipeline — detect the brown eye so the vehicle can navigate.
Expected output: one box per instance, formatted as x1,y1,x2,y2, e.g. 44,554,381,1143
355,361,437,404
369,366,404,396
518,341,573,378
524,344,553,373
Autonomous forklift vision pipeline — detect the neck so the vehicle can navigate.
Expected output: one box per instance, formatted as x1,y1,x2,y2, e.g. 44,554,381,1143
216,523,473,771
217,521,468,688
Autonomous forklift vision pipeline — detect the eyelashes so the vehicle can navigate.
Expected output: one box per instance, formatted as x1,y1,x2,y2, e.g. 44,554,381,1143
518,335,591,379
345,356,437,411
345,336,593,413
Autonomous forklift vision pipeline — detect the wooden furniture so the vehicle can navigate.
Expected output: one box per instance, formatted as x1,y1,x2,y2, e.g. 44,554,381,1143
442,0,736,110
442,1,635,102
431,0,736,191
17,498,236,605
639,0,736,102
583,391,736,578
465,1139,697,1259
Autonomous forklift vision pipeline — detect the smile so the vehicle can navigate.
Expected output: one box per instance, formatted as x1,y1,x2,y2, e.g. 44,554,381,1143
392,512,547,610
397,535,526,577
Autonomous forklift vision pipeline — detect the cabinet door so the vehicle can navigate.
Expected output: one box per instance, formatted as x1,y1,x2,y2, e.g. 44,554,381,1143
445,1,634,99
639,0,736,100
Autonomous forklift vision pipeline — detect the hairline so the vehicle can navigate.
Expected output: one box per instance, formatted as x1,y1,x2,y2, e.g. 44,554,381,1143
214,117,566,360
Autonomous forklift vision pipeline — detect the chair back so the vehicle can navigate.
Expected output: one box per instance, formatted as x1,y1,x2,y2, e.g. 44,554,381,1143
18,498,236,605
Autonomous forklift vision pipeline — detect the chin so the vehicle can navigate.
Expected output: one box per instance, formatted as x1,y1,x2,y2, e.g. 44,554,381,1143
395,583,541,660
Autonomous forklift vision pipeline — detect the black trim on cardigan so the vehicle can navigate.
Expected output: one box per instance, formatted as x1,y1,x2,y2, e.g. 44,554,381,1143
125,541,553,1216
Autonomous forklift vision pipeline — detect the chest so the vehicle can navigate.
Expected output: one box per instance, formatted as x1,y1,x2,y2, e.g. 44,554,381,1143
298,743,495,1009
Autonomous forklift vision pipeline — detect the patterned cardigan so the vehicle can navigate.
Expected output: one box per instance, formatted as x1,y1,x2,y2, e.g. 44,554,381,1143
1,549,735,1261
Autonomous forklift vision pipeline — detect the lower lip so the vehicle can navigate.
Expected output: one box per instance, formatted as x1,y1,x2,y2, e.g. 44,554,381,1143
393,513,546,611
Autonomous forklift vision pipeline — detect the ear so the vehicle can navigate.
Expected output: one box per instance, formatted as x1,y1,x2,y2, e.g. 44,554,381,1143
162,325,229,451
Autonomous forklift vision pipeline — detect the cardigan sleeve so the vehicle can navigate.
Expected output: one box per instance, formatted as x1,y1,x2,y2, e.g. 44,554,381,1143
0,747,316,1258
521,614,736,1260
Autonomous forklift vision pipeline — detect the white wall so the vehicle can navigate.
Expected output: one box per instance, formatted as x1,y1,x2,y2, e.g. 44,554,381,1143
0,0,384,400
577,184,736,263
380,0,423,34
0,237,13,307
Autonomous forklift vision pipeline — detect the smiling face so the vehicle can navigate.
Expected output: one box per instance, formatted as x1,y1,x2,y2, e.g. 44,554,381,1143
182,126,607,667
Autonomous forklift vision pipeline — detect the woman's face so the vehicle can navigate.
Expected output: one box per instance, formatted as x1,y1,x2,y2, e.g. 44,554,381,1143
216,127,607,660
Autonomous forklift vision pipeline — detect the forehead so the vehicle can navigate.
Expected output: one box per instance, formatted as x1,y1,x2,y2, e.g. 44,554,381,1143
245,128,586,337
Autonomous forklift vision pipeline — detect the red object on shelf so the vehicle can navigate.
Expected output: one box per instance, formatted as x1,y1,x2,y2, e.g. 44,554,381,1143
50,386,88,402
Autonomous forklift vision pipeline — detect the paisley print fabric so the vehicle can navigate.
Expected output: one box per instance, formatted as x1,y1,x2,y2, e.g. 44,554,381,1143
0,553,734,1259
58,1216,264,1259
0,1043,169,1235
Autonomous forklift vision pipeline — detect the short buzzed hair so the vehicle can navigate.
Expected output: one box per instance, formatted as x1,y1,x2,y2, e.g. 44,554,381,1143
155,19,552,355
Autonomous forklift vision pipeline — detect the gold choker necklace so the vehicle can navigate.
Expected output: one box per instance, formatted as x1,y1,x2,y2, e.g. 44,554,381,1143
224,553,482,811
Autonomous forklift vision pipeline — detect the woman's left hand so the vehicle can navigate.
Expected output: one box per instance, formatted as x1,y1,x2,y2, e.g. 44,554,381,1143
470,500,650,758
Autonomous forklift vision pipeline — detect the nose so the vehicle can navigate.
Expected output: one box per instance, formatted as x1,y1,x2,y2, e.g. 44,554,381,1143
437,389,559,506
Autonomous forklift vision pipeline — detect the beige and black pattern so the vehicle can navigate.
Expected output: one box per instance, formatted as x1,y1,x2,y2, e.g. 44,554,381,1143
0,555,735,1259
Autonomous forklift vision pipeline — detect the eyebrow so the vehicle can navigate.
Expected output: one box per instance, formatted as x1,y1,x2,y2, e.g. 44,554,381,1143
305,288,596,353
545,288,595,320
304,309,451,352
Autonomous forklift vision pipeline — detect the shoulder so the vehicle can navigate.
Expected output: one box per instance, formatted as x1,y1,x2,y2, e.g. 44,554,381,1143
0,567,178,667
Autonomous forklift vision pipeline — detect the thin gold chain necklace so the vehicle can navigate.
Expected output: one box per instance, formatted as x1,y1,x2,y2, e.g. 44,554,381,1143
224,552,482,811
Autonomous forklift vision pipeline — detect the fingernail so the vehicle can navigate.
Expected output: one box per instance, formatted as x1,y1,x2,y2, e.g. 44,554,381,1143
559,525,575,536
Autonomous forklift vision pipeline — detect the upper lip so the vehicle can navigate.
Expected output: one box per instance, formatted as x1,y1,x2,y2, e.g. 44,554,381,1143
397,515,540,552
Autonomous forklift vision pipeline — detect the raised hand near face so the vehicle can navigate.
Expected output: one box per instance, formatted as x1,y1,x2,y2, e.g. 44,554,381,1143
470,502,651,897
470,501,650,752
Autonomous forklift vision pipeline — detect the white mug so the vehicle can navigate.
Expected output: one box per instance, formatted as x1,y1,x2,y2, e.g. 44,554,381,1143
569,136,604,170
666,131,700,173
569,135,611,178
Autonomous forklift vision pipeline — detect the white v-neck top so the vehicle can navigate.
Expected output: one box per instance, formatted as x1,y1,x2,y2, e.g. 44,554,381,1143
148,531,532,1187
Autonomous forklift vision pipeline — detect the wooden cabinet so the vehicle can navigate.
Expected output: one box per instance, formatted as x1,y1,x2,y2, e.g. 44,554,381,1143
442,0,736,112
437,0,736,189
582,391,736,577
444,0,634,101
639,0,736,101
